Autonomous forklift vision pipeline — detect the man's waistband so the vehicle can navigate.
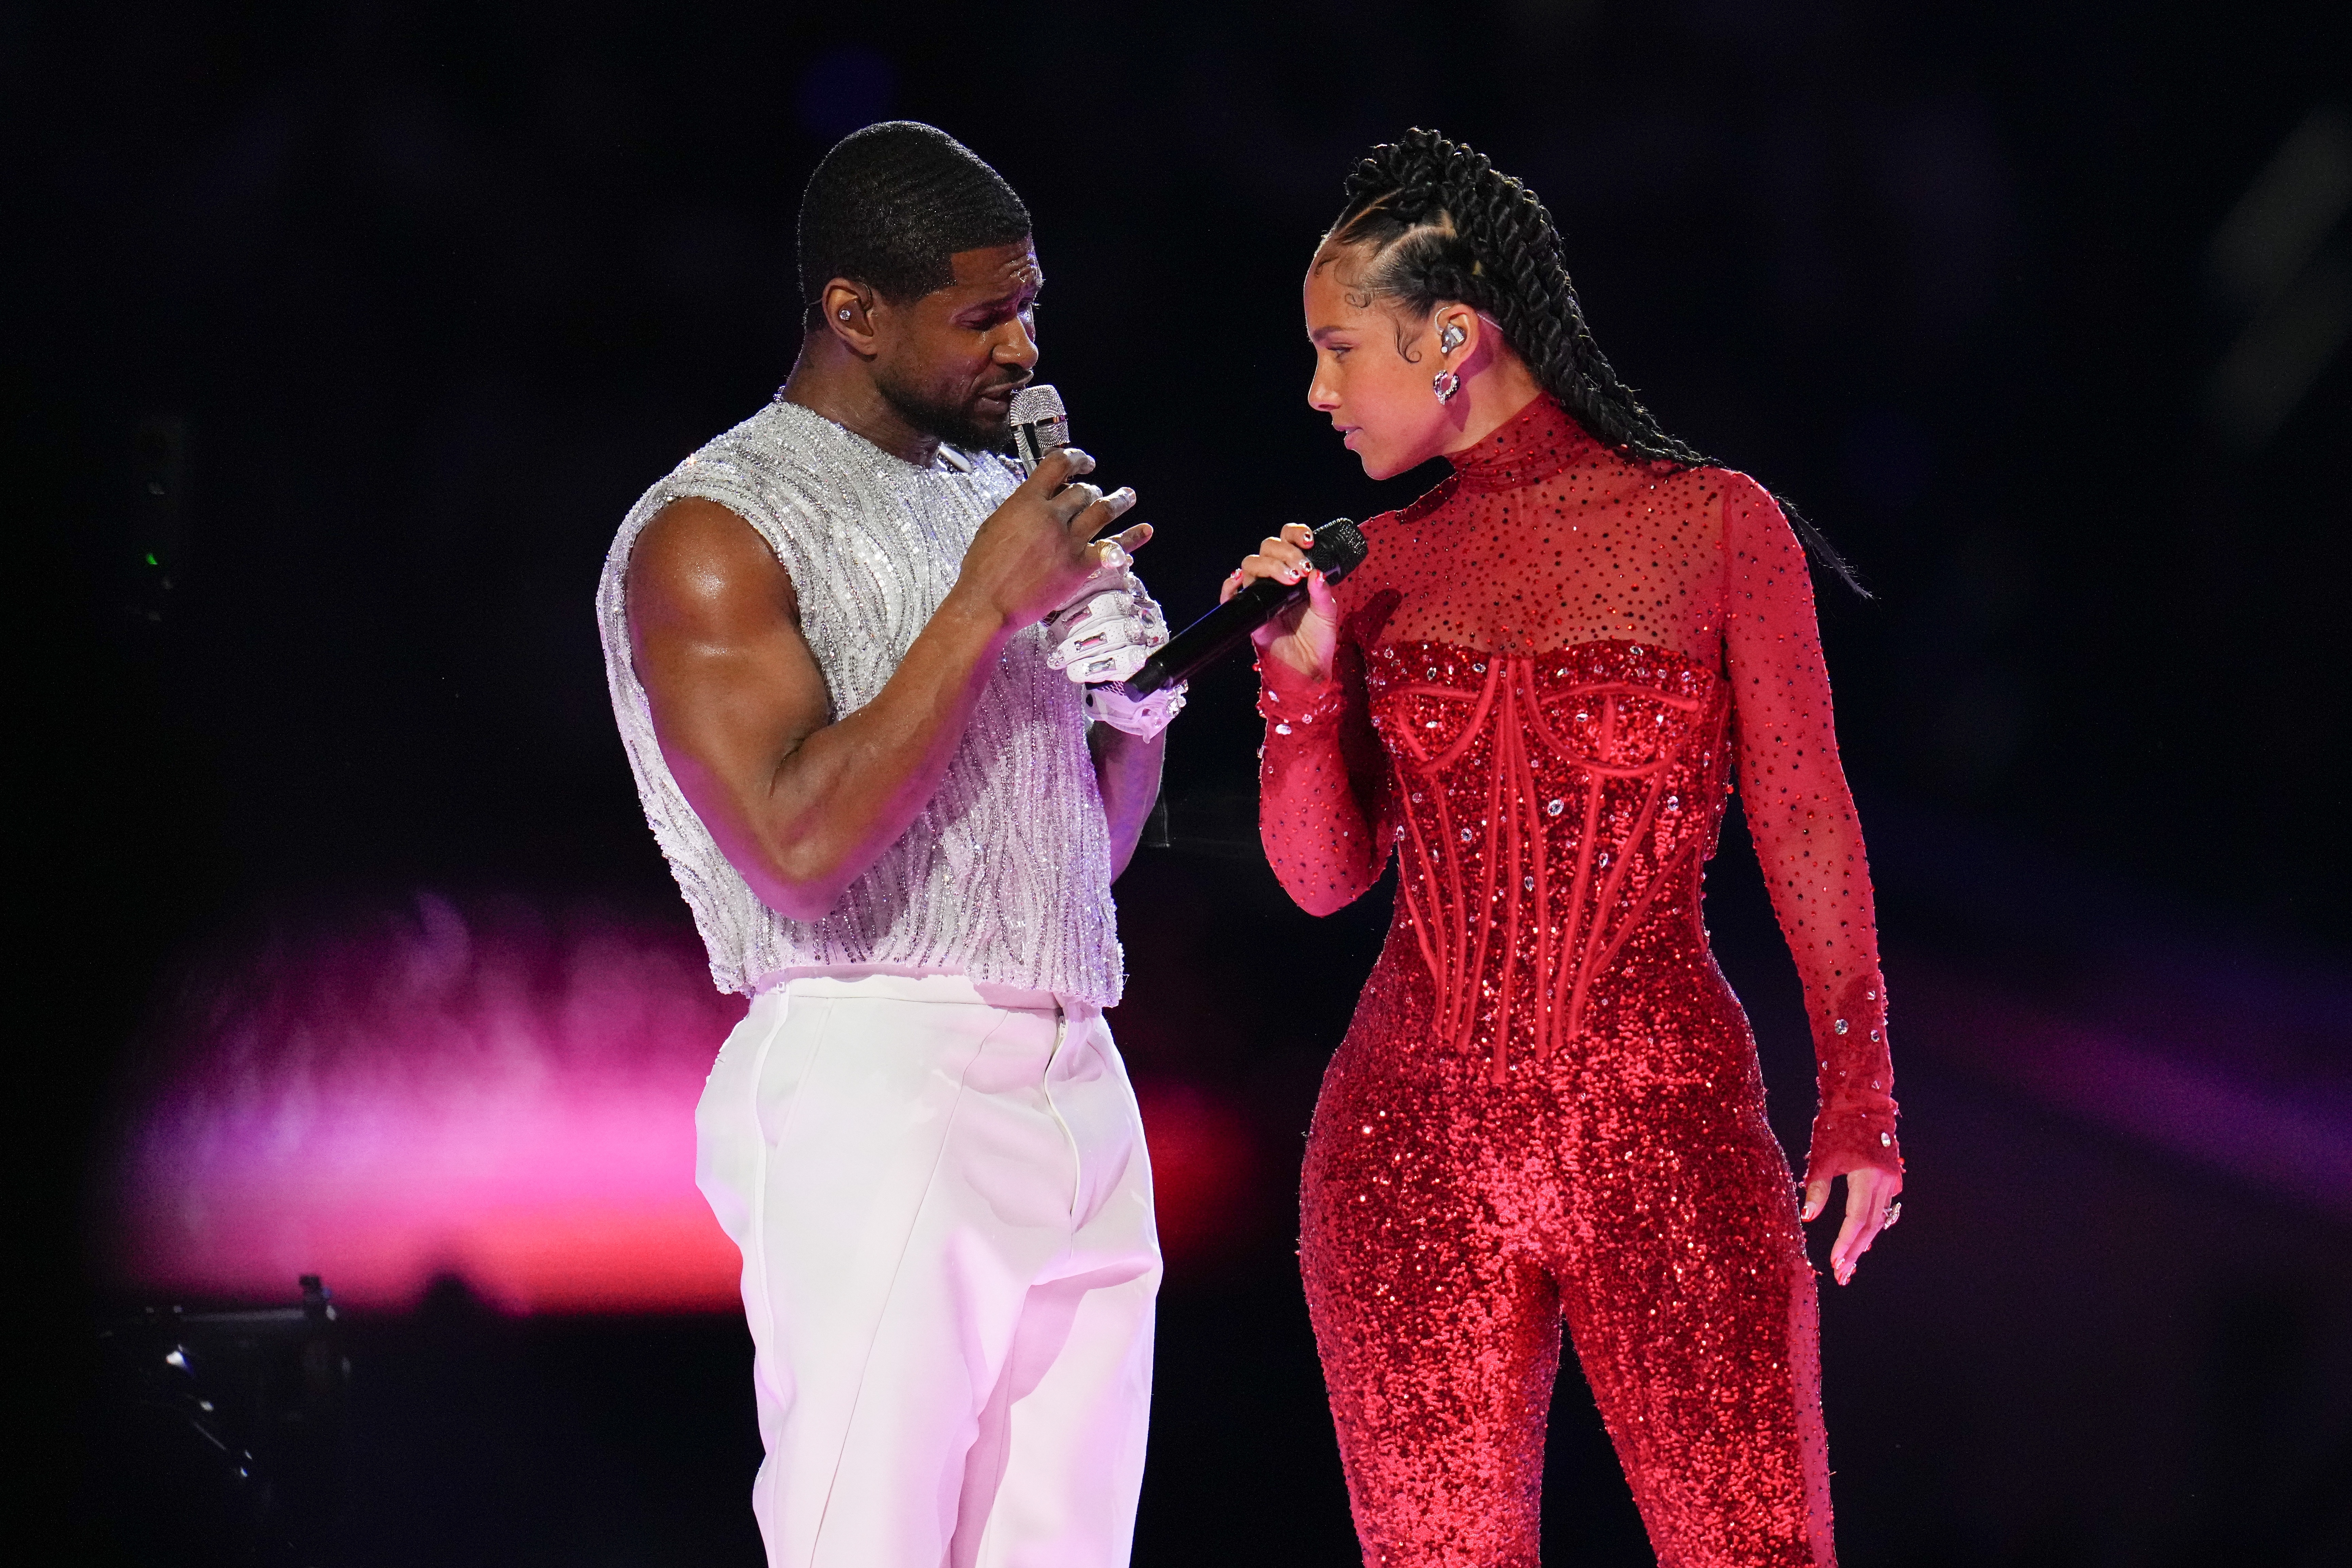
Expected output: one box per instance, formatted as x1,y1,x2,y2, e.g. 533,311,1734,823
750,965,1094,1020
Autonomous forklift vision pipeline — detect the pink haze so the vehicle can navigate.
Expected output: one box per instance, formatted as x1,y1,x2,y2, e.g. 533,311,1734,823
108,893,1255,1311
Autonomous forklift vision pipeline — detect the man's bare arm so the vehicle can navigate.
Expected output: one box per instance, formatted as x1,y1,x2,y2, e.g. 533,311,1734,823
1090,723,1166,880
625,450,1145,920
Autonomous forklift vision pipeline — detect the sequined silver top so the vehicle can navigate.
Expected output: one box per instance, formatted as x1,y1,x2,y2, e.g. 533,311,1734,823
596,399,1122,1004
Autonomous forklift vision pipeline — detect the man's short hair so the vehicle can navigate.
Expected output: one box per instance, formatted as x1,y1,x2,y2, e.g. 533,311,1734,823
797,121,1032,311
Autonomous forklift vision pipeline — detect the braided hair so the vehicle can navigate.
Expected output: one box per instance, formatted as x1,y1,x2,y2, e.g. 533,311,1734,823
1328,128,1864,595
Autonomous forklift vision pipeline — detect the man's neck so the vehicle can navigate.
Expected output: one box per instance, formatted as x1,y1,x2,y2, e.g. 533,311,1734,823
779,339,940,468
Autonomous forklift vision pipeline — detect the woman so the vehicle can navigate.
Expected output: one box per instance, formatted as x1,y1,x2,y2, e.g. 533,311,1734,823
1229,130,1903,1566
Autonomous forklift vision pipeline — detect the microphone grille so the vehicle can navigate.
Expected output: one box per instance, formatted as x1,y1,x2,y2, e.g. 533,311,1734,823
1305,517,1369,583
1007,384,1069,470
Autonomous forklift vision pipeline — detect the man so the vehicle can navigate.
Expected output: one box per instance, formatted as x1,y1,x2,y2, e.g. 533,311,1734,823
595,122,1180,1567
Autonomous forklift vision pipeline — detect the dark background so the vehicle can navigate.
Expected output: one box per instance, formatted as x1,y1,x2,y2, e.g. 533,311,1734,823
13,1,2351,1563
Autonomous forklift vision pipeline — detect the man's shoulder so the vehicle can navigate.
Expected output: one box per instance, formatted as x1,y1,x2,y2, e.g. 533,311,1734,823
684,401,842,487
632,404,1020,549
689,404,1017,499
630,403,849,537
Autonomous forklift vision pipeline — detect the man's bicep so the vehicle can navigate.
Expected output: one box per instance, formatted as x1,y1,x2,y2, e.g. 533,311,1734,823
625,499,831,813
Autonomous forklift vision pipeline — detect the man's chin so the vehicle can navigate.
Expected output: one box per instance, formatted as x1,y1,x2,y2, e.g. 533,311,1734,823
961,404,1015,454
878,380,1016,455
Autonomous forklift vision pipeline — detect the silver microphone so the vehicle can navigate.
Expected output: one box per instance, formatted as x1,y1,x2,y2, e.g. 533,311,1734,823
1007,384,1070,472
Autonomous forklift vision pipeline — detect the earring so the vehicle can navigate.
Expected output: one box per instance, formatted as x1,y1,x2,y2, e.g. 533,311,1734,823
838,306,853,320
1433,317,1466,402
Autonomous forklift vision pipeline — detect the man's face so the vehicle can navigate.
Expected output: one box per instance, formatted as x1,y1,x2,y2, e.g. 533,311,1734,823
869,240,1042,451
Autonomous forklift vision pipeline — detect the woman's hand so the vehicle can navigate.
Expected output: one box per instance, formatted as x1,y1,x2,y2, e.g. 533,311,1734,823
1803,1162,1902,1287
1223,522,1341,684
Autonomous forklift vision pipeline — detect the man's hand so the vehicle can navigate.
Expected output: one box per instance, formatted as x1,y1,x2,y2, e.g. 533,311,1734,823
953,447,1151,633
1044,567,1171,685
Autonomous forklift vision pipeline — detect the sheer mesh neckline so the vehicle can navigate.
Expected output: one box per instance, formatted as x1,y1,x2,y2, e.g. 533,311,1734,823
1440,394,1611,495
1337,395,1729,663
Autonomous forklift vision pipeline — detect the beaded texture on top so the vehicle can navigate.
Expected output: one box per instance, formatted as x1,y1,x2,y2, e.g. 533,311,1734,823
1260,393,1899,1179
1260,394,1894,1567
597,399,1122,1005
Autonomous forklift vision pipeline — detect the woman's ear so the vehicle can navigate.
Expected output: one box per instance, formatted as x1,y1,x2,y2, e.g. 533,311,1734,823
1434,305,1497,370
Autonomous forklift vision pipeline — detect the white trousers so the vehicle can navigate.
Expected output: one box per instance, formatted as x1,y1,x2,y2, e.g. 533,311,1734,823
695,972,1162,1568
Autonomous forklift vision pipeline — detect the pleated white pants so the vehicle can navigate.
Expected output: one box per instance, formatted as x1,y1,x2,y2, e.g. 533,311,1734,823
695,971,1162,1568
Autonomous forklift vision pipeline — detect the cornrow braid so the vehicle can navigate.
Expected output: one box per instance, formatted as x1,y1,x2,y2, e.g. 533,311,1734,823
1330,128,1865,596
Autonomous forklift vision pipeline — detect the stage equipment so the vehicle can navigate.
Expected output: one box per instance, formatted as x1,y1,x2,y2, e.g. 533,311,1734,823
90,1275,350,1565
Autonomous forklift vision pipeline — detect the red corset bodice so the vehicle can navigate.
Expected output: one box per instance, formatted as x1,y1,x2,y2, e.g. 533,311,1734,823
1256,393,1901,1182
1364,637,1730,1083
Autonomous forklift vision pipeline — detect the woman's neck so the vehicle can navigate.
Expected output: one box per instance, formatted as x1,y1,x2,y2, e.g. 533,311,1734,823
1438,356,1546,459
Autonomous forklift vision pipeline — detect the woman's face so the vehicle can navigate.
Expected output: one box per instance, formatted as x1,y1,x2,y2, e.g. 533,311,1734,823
1303,247,1456,480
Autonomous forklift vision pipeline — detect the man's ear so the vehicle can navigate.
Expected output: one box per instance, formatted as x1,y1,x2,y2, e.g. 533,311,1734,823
820,279,881,357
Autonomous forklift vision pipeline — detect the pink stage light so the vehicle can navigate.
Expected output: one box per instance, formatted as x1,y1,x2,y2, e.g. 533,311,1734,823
109,894,749,1312
108,893,1262,1312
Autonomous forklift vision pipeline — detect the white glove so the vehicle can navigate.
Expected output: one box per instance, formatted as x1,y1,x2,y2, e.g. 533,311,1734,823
1043,564,1171,686
1084,679,1187,740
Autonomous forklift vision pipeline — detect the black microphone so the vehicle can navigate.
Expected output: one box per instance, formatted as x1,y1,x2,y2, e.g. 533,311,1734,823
1123,519,1368,696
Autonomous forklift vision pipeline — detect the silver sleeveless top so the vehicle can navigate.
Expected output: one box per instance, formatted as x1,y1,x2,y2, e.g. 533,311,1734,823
596,399,1123,1004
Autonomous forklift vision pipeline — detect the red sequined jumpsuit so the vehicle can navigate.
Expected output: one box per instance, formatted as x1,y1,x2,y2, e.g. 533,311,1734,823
1258,395,1901,1567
